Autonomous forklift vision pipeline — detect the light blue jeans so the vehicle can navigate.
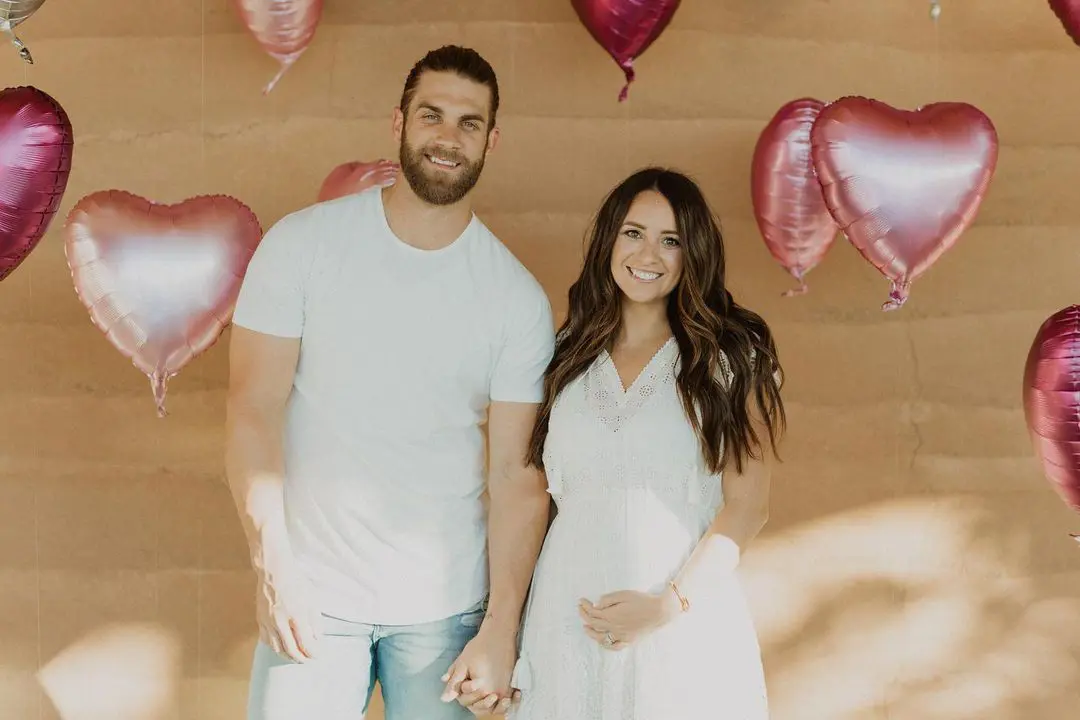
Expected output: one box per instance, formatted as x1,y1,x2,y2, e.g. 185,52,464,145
247,599,486,720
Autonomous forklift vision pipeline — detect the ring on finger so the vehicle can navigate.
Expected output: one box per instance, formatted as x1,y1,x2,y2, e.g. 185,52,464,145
603,631,615,646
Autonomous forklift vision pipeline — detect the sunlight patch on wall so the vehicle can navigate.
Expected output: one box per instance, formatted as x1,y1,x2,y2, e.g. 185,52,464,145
38,622,181,720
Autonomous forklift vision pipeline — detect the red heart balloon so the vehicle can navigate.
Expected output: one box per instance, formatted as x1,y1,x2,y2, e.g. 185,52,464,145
64,191,263,417
571,0,682,101
1023,305,1080,522
0,85,73,281
1049,0,1080,45
810,96,998,311
751,98,839,297
232,0,324,94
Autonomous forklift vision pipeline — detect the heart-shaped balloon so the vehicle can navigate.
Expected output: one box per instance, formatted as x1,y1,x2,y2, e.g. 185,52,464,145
1023,306,1080,530
0,85,73,281
64,191,263,417
0,0,48,63
316,159,399,203
810,96,998,311
233,0,324,94
571,0,681,101
751,98,839,296
1049,0,1080,45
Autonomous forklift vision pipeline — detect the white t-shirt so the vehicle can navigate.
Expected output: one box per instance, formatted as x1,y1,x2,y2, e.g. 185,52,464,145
231,187,555,625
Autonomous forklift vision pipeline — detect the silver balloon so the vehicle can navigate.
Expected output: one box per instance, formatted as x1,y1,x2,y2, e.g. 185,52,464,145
0,0,47,64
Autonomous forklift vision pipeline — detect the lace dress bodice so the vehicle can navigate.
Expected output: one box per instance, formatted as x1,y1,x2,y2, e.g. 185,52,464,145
544,337,726,511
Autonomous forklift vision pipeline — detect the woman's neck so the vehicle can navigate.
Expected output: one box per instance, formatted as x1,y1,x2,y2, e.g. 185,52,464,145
615,301,672,348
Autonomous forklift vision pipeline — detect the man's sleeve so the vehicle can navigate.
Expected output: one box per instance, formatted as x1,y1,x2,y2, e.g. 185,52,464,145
489,278,556,403
232,212,311,339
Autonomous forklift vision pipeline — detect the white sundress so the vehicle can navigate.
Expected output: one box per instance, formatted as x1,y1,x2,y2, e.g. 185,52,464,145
509,338,769,720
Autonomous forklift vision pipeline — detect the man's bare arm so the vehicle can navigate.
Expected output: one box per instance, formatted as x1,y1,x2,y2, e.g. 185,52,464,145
483,400,551,638
225,326,299,546
224,326,317,661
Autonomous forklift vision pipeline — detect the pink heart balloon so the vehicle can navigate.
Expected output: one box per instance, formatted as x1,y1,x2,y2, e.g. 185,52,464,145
1049,0,1080,45
64,191,263,417
0,85,73,281
1023,305,1080,527
233,0,324,94
810,96,998,311
751,98,839,297
316,159,399,203
571,0,681,101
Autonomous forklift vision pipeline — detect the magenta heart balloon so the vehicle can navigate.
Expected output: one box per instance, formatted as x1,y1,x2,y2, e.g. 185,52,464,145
751,98,839,296
571,0,681,101
1023,305,1080,519
1049,0,1080,44
64,191,263,417
810,96,998,311
0,85,74,281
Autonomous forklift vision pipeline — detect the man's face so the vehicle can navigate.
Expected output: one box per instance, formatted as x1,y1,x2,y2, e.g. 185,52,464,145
394,71,499,206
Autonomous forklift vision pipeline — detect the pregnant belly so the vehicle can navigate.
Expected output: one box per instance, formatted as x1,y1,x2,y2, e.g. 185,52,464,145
532,498,704,613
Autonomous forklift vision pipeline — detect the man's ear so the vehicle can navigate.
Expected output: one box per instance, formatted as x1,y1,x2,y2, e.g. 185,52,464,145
485,125,501,155
392,106,405,143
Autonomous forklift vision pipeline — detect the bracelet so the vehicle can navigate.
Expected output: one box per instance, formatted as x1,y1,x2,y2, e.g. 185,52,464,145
668,581,690,612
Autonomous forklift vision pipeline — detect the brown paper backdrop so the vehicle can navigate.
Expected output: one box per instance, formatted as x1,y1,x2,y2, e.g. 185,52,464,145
2,1,1080,718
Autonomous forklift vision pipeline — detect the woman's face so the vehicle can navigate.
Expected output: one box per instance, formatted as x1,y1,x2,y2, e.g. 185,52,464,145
610,190,684,306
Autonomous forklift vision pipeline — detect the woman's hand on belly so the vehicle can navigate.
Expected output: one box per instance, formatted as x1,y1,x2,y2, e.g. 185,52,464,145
576,588,681,650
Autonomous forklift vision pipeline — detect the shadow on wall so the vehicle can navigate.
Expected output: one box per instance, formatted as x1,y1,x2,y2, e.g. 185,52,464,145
23,494,1080,720
743,496,1080,719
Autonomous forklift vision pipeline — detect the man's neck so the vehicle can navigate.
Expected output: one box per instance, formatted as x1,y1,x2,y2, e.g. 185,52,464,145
381,179,473,251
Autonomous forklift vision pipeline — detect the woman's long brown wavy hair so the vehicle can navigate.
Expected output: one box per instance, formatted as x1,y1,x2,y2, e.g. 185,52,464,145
526,167,786,475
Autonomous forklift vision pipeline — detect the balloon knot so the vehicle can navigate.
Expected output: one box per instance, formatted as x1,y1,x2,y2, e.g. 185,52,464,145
882,279,912,312
782,269,808,297
150,372,170,418
618,62,636,102
782,282,809,298
262,55,301,96
3,25,33,64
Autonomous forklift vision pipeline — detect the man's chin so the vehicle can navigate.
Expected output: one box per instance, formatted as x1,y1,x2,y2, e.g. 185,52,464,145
400,156,482,206
421,168,459,184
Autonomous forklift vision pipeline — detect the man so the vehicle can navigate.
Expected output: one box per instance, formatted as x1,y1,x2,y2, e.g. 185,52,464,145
225,45,554,719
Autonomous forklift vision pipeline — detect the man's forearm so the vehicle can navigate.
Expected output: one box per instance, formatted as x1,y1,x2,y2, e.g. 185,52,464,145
225,403,290,564
483,472,550,638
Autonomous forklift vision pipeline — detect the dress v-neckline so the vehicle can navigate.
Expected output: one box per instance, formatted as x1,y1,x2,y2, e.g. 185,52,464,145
601,337,676,396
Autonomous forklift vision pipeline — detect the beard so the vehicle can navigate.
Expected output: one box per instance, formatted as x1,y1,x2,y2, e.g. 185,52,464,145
399,129,486,206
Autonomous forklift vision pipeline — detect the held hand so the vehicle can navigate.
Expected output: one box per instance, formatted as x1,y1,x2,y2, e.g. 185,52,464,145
454,681,522,717
441,624,519,715
252,533,321,663
578,589,680,650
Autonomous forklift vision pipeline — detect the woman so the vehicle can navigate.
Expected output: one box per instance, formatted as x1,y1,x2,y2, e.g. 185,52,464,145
509,168,785,719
